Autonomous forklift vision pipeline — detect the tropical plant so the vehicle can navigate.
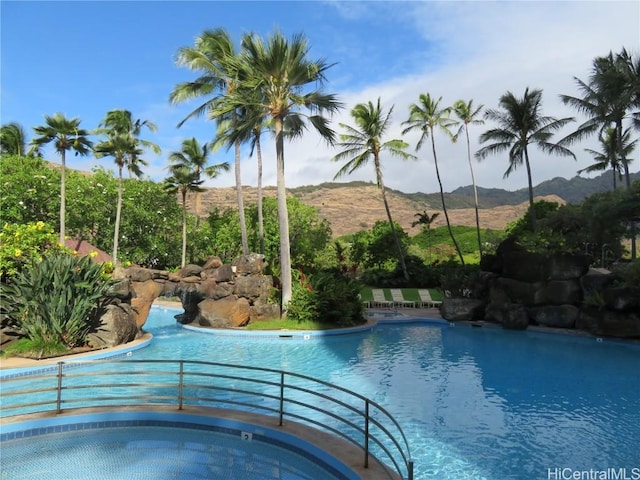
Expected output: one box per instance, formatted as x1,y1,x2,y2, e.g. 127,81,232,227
476,88,575,232
170,28,250,257
452,99,485,256
30,113,93,244
581,126,637,190
0,251,116,358
94,109,160,265
402,93,464,263
213,30,342,312
0,221,61,279
333,98,414,280
1,122,38,157
163,164,205,268
412,210,440,263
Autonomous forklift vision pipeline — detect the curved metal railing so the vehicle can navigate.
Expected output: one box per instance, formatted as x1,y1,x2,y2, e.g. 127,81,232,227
1,359,414,480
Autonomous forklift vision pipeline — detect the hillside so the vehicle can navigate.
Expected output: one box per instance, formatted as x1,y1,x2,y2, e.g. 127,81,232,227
188,170,637,238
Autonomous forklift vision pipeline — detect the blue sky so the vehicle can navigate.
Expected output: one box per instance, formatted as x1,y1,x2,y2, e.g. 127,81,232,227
2,1,639,195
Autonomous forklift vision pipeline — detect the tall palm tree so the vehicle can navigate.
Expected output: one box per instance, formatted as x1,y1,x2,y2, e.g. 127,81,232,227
30,113,93,244
412,210,439,264
402,93,464,264
95,109,160,264
476,88,575,232
333,99,414,281
170,28,249,256
581,126,637,190
452,99,485,257
168,137,230,219
214,30,342,312
561,49,638,189
163,165,205,268
1,122,38,156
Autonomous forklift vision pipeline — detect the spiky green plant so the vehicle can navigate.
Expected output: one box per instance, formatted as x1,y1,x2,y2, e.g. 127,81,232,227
1,251,116,357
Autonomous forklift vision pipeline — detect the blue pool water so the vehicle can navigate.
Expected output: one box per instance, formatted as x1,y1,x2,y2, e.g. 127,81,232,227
4,307,640,479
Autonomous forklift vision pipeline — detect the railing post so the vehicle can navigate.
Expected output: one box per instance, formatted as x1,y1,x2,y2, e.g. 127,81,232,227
56,362,63,414
178,361,184,410
364,399,369,468
408,459,414,480
279,372,285,426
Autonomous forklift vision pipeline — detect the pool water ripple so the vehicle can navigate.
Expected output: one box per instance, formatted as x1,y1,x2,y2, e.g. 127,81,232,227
4,307,640,480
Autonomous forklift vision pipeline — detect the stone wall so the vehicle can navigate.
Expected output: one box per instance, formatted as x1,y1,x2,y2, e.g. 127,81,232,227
440,249,640,339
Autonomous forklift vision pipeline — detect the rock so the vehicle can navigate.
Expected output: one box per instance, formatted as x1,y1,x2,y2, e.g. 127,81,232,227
493,277,546,306
580,268,617,295
547,254,591,280
130,279,165,328
108,278,133,301
249,304,281,321
87,303,138,349
543,279,582,305
202,256,223,270
529,305,579,328
603,286,640,311
485,303,529,330
205,264,233,283
577,308,640,338
502,251,547,282
440,298,485,321
479,253,502,274
178,264,202,278
233,253,266,276
196,297,250,328
234,275,273,303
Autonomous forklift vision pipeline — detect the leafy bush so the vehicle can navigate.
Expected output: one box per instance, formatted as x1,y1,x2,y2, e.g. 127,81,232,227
287,269,364,327
0,251,116,358
0,221,64,279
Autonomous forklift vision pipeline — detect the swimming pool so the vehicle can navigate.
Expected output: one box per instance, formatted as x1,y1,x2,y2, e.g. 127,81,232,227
3,306,640,479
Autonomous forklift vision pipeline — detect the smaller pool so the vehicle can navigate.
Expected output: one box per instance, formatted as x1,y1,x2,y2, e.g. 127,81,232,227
0,412,357,480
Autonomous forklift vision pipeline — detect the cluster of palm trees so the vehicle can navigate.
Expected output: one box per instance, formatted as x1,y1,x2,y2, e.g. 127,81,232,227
1,32,637,310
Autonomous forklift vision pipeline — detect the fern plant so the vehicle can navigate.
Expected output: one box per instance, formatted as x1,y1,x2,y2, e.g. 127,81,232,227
1,251,116,357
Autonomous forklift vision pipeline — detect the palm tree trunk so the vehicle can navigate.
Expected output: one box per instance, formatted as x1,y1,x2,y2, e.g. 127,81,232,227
375,157,409,281
275,118,292,316
255,132,265,255
616,120,636,259
112,167,123,265
181,191,187,268
524,149,537,232
431,135,464,264
59,150,66,245
465,126,483,257
235,138,249,256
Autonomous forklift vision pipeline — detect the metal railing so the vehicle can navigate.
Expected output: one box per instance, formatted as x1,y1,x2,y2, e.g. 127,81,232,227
1,359,414,480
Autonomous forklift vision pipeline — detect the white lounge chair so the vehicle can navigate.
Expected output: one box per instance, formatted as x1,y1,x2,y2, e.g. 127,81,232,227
418,289,442,308
372,289,394,309
390,289,415,308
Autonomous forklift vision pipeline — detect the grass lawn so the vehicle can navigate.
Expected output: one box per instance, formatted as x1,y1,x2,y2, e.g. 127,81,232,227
247,318,337,330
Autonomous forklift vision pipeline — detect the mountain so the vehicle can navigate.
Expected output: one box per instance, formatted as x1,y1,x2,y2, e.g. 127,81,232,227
190,170,637,238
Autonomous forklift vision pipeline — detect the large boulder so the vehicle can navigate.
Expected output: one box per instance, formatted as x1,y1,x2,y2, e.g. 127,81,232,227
543,279,582,306
485,303,529,330
87,303,139,349
492,277,546,306
502,251,548,282
196,297,251,328
250,304,281,321
233,253,266,276
603,286,640,311
130,279,165,328
234,275,273,303
529,305,579,329
577,308,640,338
547,254,591,280
440,298,485,322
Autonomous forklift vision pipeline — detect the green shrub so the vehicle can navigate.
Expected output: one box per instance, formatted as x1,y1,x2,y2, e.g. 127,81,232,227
0,221,64,279
287,269,364,327
0,251,116,357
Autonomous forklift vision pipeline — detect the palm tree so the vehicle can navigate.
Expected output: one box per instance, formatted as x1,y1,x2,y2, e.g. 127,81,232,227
452,99,485,257
30,113,93,244
412,210,440,264
402,93,464,264
1,122,38,156
581,126,637,190
168,137,230,220
214,30,342,312
163,165,205,268
333,99,414,281
561,49,638,189
476,88,575,232
170,28,250,257
95,109,160,264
